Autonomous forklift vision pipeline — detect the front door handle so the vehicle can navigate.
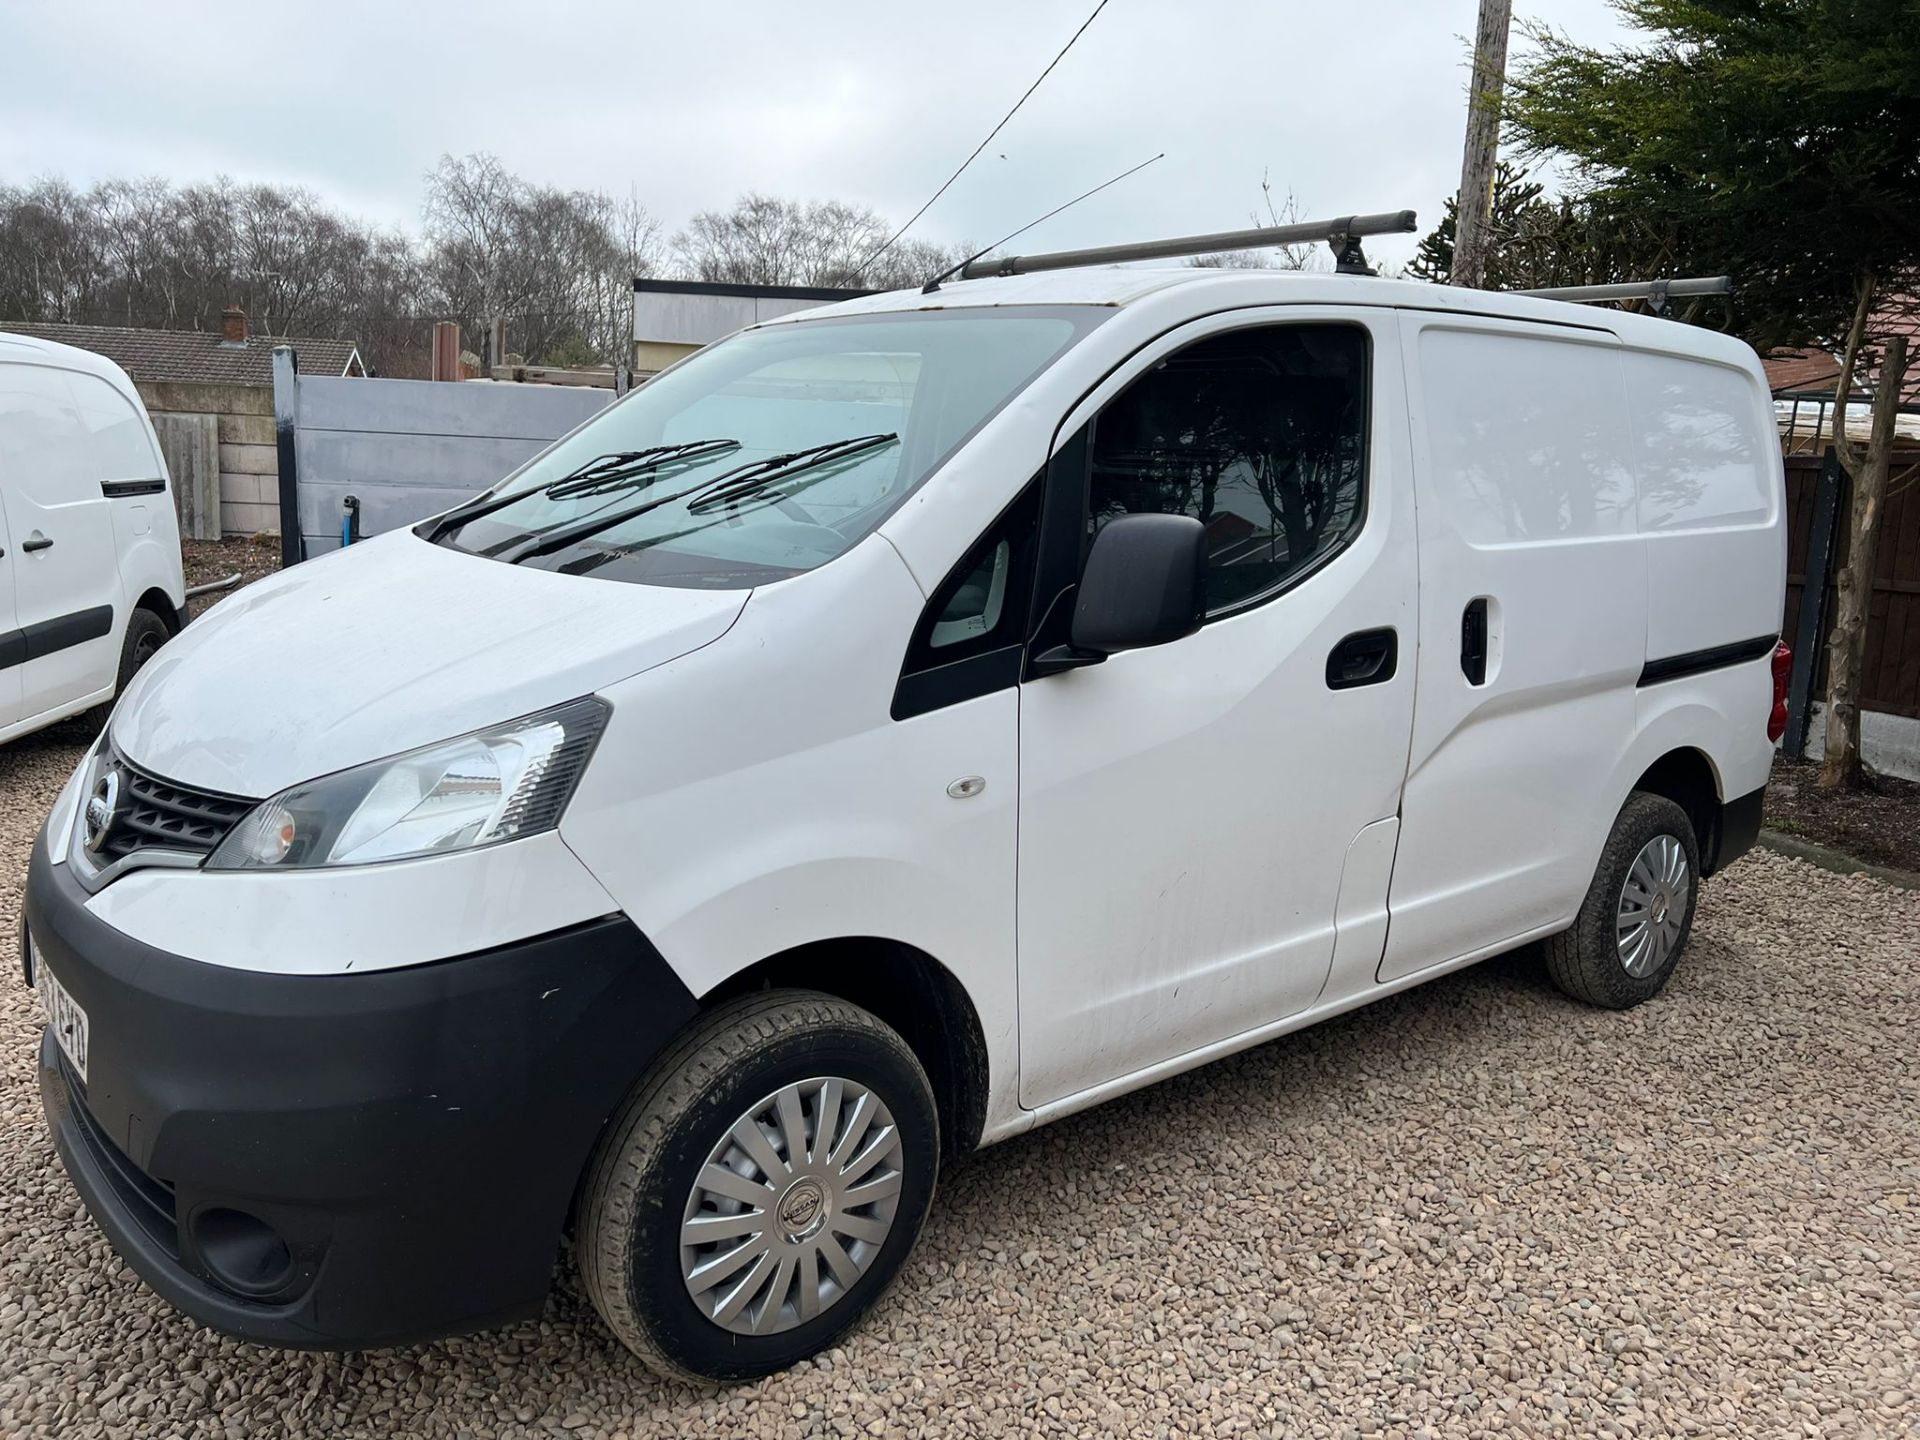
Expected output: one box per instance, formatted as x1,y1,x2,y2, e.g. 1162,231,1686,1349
1326,627,1398,690
22,532,52,553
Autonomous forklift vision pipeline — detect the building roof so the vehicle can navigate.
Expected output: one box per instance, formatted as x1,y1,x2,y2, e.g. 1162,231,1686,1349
633,278,873,303
0,321,363,386
1763,348,1844,395
1763,306,1920,404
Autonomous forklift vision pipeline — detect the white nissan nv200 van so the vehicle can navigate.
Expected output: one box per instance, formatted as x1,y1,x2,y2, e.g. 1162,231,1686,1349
0,332,186,743
25,264,1787,1380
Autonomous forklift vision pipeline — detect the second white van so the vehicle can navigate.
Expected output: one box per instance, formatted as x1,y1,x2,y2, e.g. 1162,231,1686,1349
25,257,1785,1380
0,332,186,744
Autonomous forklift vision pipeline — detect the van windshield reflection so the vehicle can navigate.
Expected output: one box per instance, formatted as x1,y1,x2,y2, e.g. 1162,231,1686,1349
428,307,1105,588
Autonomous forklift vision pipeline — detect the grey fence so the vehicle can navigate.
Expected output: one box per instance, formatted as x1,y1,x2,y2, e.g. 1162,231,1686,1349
271,347,612,563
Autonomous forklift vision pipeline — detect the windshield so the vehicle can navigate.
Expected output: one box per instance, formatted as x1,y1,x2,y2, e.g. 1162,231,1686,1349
430,306,1106,588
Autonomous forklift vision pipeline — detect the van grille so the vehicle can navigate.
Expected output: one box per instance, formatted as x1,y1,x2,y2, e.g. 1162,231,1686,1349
93,754,253,864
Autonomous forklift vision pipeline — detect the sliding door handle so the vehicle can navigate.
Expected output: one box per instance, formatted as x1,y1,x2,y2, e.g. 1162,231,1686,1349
1461,598,1489,684
22,532,53,553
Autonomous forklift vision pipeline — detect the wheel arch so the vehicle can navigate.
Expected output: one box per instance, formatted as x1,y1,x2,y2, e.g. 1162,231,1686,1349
1628,746,1732,873
132,585,185,635
701,937,991,1158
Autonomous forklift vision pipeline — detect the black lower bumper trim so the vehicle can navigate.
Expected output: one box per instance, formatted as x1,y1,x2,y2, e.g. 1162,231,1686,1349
26,833,698,1349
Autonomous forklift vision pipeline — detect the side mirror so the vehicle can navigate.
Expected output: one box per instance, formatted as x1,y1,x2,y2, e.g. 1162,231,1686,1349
1070,513,1207,655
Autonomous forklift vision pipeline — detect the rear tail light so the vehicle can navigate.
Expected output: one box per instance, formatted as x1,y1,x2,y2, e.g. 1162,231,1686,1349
1767,641,1792,743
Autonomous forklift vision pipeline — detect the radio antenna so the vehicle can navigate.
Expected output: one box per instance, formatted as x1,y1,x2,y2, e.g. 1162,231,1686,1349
921,152,1166,294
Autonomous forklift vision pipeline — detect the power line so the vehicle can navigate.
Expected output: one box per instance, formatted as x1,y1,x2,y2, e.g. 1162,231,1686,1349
857,0,1114,277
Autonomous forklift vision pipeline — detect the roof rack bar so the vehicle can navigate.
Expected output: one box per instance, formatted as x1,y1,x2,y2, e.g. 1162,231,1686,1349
956,210,1418,280
1515,276,1733,305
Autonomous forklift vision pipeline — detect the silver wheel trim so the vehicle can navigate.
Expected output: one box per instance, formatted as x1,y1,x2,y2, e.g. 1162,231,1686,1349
1617,834,1690,978
679,1076,905,1337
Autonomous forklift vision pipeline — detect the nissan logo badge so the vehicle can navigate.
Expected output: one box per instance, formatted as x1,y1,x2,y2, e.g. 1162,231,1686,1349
83,768,121,854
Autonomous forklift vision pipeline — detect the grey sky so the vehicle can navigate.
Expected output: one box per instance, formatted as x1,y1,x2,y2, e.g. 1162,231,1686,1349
0,0,1637,272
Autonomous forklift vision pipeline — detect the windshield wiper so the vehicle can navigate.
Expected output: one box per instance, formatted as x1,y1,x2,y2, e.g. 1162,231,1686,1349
497,433,899,566
544,438,741,498
683,433,899,514
423,438,740,542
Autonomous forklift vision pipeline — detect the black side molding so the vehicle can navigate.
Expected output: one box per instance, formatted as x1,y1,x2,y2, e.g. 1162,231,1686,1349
101,478,168,498
1638,634,1777,687
0,605,114,672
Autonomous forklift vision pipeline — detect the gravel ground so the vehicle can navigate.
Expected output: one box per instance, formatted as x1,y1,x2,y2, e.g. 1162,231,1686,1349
181,536,282,623
0,727,1915,1438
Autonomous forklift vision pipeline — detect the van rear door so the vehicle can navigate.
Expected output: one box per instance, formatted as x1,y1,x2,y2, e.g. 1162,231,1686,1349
0,362,125,721
1380,312,1647,981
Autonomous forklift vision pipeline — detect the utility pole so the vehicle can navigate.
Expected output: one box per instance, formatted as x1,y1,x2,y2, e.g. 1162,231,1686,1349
1450,0,1513,289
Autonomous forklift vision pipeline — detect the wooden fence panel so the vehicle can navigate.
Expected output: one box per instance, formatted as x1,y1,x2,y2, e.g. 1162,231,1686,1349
150,411,221,541
1782,449,1920,720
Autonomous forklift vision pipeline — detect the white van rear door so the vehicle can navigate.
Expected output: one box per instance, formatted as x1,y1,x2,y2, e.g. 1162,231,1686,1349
1381,312,1646,981
0,363,124,720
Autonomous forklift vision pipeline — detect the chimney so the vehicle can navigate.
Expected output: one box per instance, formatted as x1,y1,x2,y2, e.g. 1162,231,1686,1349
431,321,462,382
221,304,248,345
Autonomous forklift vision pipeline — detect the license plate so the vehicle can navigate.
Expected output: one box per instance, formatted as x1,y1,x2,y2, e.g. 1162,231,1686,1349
34,943,89,1085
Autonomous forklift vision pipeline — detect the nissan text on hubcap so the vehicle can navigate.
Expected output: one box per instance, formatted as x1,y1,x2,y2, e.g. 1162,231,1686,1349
680,1077,904,1336
1617,834,1689,978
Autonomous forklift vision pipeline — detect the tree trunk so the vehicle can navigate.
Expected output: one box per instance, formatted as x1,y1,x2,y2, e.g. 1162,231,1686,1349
1825,270,1875,465
1820,331,1908,789
1450,0,1514,289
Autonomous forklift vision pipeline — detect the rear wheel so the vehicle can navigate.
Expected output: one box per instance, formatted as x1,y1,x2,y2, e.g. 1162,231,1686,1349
1546,791,1701,1009
82,606,171,732
577,990,938,1382
117,607,170,691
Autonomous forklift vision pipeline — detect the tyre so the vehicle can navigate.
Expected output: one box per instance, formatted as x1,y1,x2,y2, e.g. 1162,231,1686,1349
1546,791,1701,1009
577,990,939,1382
83,607,171,732
116,607,171,692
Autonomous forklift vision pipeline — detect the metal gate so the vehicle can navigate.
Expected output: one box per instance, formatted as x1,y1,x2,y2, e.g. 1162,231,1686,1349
271,347,611,564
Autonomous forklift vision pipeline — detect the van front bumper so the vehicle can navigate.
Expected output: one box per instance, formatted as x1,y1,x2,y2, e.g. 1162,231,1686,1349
24,834,698,1349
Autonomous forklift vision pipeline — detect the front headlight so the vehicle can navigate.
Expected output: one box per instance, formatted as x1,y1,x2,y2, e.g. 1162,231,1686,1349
206,698,608,870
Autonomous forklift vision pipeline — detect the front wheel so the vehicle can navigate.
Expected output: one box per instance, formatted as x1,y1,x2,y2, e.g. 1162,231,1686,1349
577,990,939,1382
1546,791,1701,1009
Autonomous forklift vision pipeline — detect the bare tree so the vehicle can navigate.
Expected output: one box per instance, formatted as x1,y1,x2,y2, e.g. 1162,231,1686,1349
0,178,105,322
1821,312,1917,787
1188,173,1322,272
420,153,666,367
0,158,981,373
674,194,963,290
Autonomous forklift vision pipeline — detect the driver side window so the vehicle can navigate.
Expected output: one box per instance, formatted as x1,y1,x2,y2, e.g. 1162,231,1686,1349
1087,323,1369,617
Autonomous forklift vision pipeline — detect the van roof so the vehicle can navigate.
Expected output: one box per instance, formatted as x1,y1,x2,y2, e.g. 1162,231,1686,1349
0,329,146,397
770,266,1757,366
